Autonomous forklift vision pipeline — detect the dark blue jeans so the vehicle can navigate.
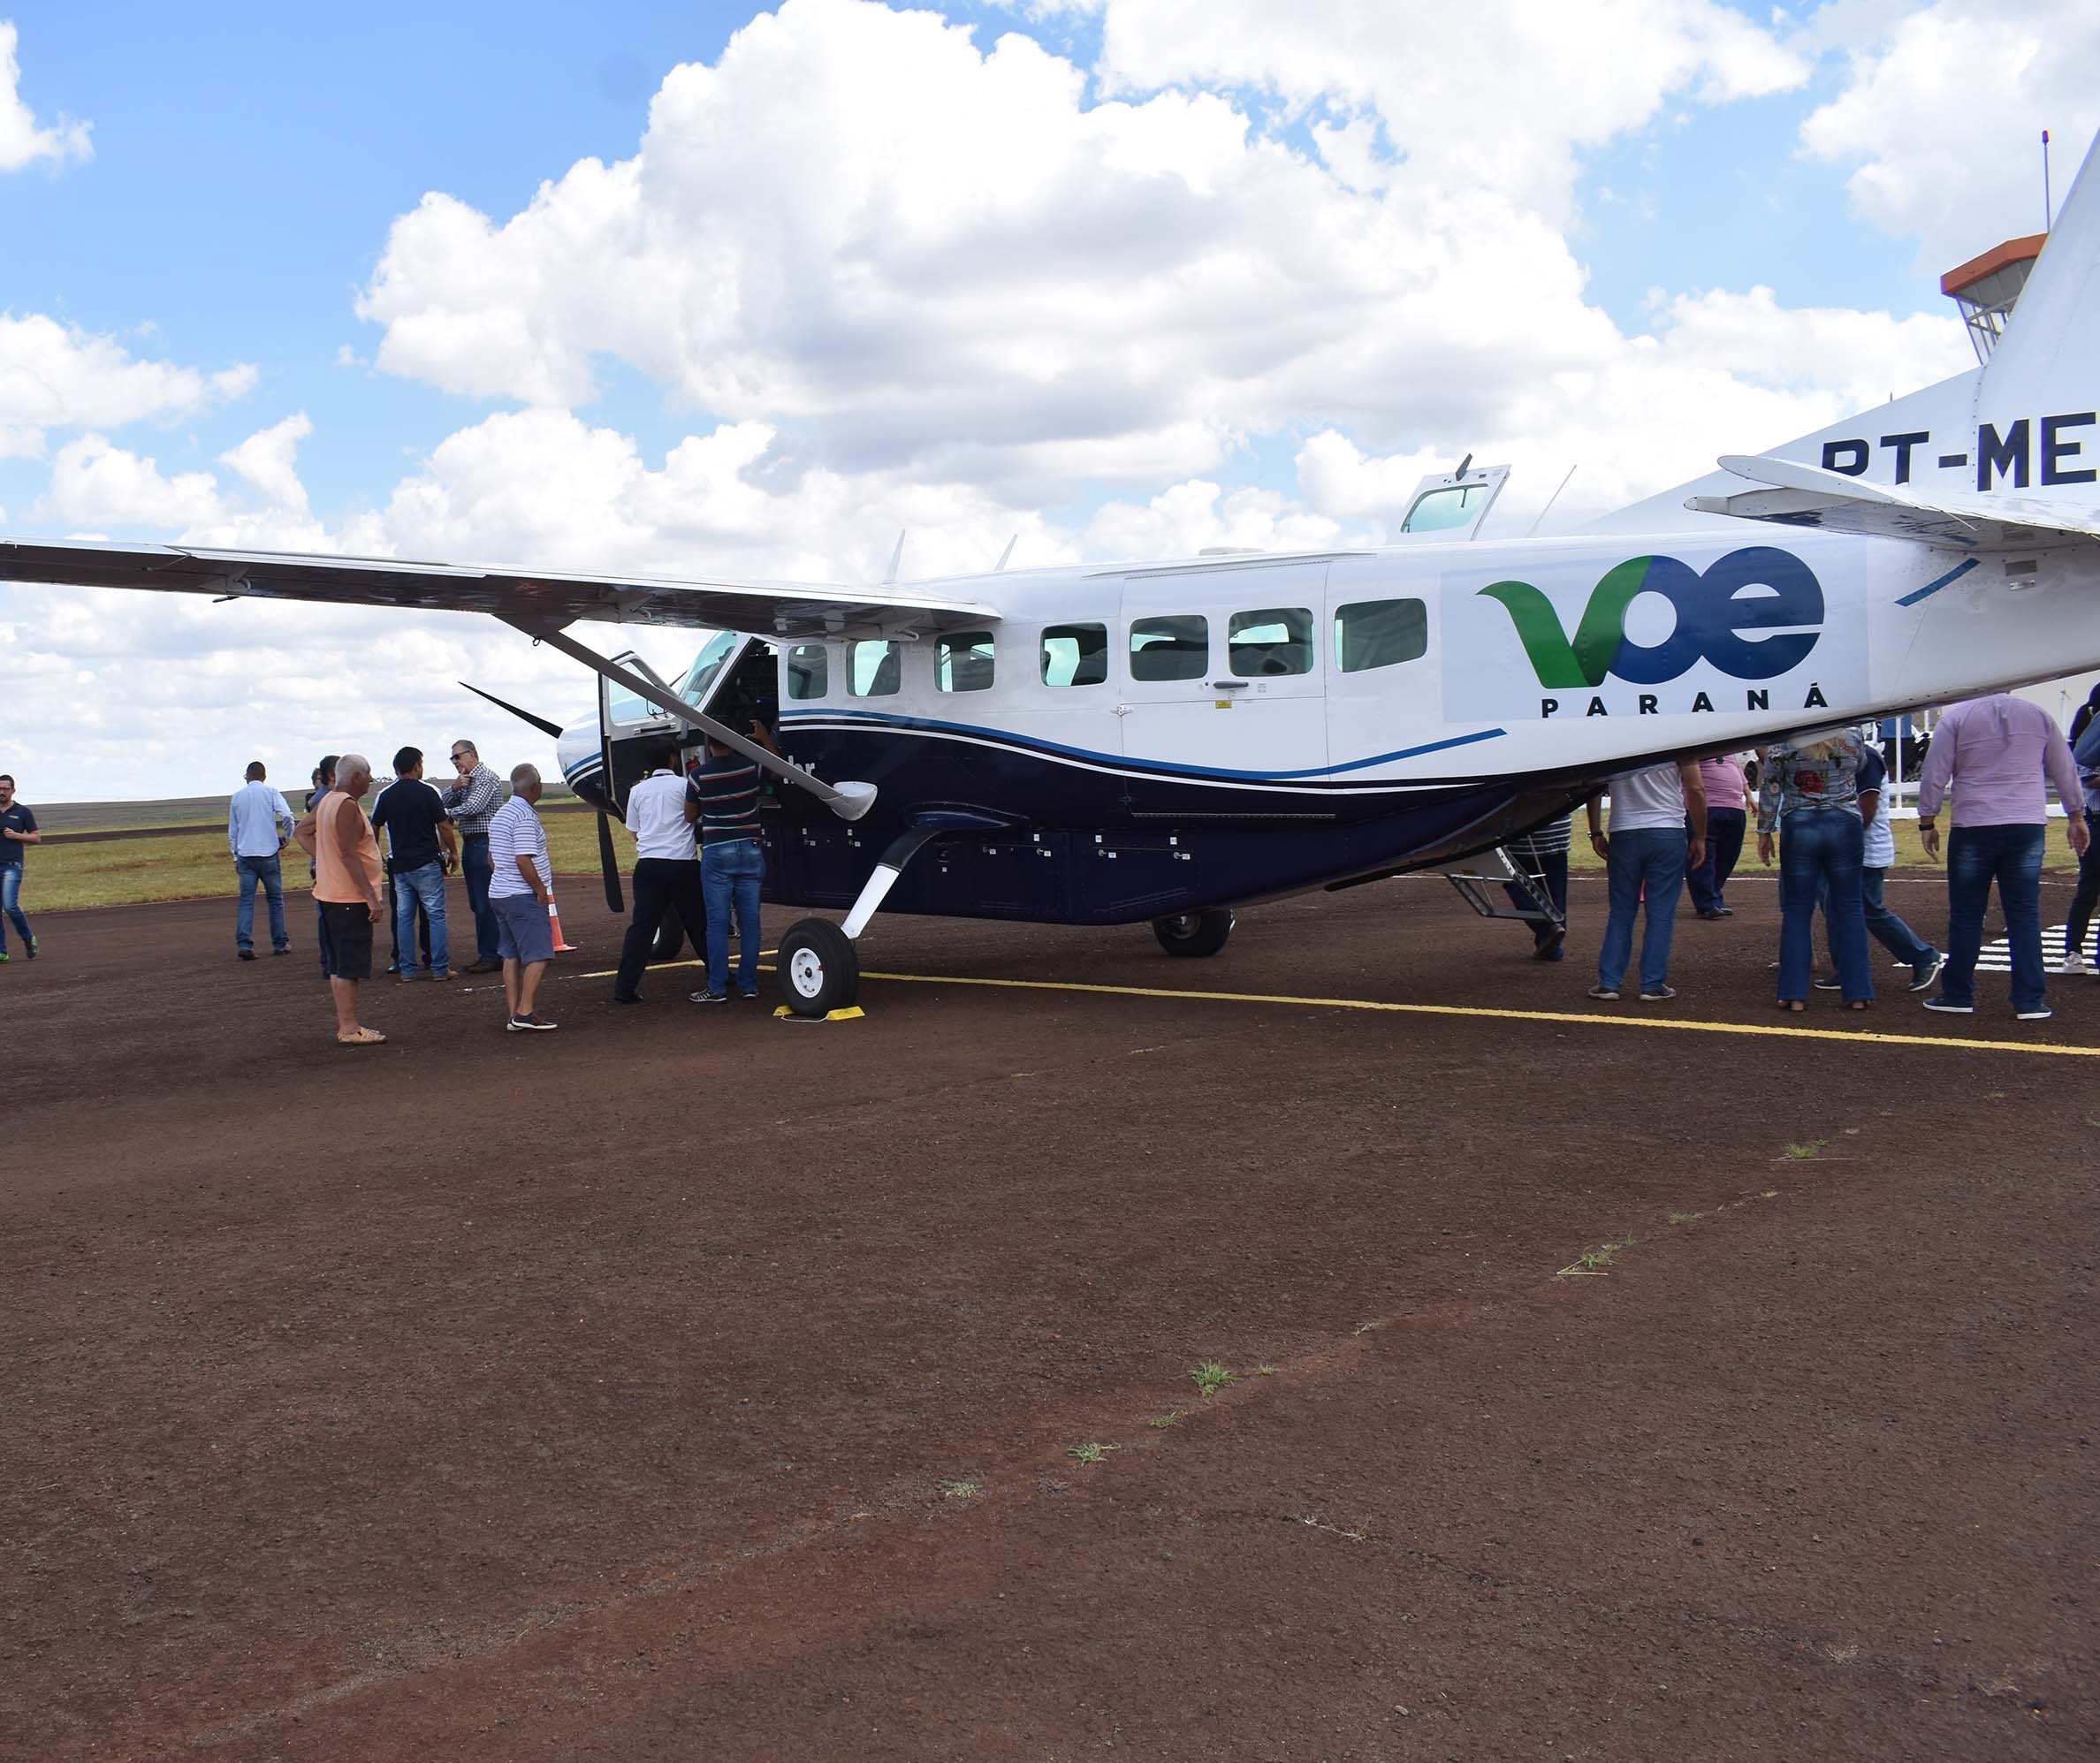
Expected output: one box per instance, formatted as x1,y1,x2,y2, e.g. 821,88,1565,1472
2067,837,2100,963
702,839,765,996
235,853,288,951
1598,826,1685,993
460,833,499,963
1780,809,1871,1002
1686,808,1746,913
1822,867,1934,974
1942,824,2047,1012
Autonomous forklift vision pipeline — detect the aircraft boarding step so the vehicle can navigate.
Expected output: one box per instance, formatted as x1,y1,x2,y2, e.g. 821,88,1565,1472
1443,847,1564,928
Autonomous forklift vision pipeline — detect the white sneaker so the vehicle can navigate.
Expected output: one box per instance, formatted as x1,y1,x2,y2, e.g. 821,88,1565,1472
2060,951,2091,975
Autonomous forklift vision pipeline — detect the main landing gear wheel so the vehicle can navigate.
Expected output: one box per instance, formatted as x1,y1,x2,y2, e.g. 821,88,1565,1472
778,917,859,1017
651,919,686,962
1152,908,1235,957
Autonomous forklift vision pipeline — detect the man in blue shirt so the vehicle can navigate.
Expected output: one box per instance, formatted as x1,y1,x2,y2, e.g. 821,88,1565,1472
227,760,295,959
0,772,39,962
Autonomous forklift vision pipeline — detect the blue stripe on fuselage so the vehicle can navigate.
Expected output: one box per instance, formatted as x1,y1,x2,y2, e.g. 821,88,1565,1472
774,708,1504,782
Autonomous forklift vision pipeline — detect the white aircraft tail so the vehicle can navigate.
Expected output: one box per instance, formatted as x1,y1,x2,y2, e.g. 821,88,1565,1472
1592,131,2100,540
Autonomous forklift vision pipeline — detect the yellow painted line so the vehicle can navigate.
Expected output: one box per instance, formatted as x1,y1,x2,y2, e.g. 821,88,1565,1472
574,951,779,980
833,968,2100,1060
562,945,2093,1058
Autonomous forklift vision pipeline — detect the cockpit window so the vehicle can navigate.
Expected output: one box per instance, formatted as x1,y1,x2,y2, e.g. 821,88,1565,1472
677,631,742,707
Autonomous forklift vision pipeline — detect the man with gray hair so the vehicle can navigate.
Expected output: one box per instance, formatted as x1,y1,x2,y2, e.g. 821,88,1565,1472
486,762,558,1030
293,753,387,1045
442,737,504,973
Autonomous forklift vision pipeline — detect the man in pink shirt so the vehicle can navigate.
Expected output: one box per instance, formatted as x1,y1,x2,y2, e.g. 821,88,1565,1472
1916,695,2090,1021
1686,754,1750,918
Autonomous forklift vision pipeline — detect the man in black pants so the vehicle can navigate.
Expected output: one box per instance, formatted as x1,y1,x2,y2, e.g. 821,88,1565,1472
612,741,707,1003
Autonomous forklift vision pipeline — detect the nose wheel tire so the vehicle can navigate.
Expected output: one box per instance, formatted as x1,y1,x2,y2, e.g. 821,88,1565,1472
1152,908,1235,957
778,917,859,1016
650,919,687,962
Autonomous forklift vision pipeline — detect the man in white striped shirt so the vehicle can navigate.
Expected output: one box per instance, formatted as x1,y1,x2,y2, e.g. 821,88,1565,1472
488,764,558,1030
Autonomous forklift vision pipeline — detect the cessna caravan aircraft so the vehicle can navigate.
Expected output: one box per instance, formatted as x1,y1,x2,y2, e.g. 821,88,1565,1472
7,142,2100,1015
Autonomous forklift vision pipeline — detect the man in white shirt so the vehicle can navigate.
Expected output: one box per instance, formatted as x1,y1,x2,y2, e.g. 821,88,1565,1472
1584,759,1707,1002
612,741,707,1004
487,763,558,1031
227,760,295,960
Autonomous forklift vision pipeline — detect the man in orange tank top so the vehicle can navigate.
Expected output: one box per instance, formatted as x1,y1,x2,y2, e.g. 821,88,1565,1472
294,752,389,1045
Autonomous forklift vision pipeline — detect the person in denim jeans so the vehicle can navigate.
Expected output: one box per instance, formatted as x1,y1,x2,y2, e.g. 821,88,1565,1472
227,760,294,958
685,724,777,1003
1584,759,1706,1002
0,772,40,961
2063,688,2100,973
1757,729,1874,1011
368,747,457,983
1916,694,2089,1021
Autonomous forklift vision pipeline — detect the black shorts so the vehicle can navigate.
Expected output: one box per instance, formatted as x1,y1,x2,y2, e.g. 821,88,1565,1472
318,899,375,980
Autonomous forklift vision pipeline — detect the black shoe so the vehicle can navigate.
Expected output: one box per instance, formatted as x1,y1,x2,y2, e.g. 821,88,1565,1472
735,989,760,1000
272,946,290,955
238,949,256,961
612,992,642,1005
1812,975,1842,991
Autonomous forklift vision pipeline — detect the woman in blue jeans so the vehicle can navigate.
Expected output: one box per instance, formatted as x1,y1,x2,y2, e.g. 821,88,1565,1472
1756,730,1874,1010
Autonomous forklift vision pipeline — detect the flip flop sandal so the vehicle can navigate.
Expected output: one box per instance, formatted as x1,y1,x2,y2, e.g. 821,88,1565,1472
336,1027,388,1046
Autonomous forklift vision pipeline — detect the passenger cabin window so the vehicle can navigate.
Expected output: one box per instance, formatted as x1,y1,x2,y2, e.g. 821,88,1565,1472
1228,607,1313,677
785,643,828,700
1129,615,1208,682
1040,622,1108,688
1334,598,1428,673
849,638,902,697
1401,484,1487,534
935,630,996,693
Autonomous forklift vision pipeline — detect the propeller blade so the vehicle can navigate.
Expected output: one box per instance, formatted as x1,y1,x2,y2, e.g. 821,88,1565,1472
459,680,567,739
597,809,625,914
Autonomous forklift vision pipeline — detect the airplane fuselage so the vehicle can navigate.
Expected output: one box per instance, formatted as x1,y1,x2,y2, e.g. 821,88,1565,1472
560,524,2100,926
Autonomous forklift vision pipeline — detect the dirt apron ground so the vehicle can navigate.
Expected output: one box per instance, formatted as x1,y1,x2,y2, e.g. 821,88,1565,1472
2,863,2096,1759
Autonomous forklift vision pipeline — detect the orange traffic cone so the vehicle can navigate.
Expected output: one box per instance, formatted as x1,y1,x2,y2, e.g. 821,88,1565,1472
545,877,577,954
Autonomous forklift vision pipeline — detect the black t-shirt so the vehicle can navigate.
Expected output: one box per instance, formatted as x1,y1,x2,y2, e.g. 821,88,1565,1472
0,802,35,868
368,779,449,873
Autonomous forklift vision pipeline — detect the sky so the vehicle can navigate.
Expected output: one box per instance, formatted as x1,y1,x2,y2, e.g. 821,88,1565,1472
3,0,2097,801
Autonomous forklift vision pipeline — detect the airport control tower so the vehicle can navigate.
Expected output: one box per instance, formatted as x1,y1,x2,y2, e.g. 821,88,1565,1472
1941,232,2048,361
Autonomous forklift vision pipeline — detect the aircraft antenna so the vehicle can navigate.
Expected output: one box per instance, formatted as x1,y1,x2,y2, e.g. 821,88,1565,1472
884,530,906,585
2043,128,2053,227
995,533,1018,572
1523,465,1578,538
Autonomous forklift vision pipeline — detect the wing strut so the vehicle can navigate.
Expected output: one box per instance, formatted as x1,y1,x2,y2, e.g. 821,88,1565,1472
502,618,876,822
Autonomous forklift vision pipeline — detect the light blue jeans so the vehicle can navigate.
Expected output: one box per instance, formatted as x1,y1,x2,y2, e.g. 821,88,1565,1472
0,864,27,953
392,859,452,976
235,853,288,951
702,840,765,996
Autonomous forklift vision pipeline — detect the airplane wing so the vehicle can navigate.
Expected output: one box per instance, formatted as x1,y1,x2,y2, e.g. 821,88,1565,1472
0,536,1001,639
1687,455,2100,551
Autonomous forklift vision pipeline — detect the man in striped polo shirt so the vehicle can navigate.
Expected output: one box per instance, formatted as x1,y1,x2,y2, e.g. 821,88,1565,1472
683,721,778,1003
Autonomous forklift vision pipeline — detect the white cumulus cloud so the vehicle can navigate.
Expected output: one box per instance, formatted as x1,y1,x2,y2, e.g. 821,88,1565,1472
0,313,257,457
0,19,89,172
1800,0,2100,267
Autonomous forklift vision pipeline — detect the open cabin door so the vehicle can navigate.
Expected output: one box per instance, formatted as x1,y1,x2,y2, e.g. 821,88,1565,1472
1394,463,1509,542
596,650,684,813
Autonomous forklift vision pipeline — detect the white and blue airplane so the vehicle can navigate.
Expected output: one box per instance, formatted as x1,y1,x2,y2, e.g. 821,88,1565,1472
8,141,2100,1015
